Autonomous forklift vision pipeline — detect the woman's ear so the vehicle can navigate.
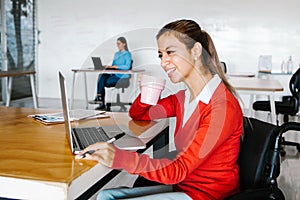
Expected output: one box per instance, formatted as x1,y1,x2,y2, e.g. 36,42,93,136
191,42,202,60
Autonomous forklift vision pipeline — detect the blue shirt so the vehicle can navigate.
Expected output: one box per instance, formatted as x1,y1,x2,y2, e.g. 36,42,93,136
112,50,132,78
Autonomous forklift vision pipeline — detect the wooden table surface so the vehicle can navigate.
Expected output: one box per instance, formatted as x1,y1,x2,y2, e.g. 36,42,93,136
229,77,284,92
72,68,144,74
0,107,155,183
0,70,36,77
226,72,255,78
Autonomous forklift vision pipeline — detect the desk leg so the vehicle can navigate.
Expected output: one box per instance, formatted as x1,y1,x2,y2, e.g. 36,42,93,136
83,72,89,109
5,77,12,107
30,74,38,108
71,72,77,109
132,73,138,100
249,94,254,117
269,94,277,124
153,126,169,159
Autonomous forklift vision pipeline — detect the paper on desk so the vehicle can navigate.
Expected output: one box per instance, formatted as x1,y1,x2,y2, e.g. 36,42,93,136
28,110,109,125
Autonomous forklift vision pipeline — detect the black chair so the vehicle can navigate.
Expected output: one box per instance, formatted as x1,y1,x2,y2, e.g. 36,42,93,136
226,117,287,199
134,117,300,199
106,60,133,112
253,68,300,153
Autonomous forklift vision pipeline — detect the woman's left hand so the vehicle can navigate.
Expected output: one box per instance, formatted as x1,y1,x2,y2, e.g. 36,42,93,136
105,65,118,69
76,142,116,167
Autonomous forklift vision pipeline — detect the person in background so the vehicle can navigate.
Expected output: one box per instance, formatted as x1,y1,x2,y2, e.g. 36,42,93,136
79,19,243,199
89,37,132,110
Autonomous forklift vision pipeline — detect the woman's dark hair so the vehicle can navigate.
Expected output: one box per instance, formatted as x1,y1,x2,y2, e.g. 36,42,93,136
117,36,129,51
156,19,236,96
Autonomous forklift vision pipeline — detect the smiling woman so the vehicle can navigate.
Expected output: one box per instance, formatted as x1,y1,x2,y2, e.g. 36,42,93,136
80,19,243,200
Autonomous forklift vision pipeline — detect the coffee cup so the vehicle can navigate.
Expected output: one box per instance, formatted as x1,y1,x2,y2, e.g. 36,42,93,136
140,75,166,105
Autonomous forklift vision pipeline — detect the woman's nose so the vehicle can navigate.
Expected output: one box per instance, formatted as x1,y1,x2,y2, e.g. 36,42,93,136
160,54,170,68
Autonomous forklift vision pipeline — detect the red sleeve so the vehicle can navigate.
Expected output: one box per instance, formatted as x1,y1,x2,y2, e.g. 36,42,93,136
113,99,243,185
129,92,183,120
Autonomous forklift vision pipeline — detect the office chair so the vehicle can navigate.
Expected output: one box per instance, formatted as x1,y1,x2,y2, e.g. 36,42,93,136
106,60,133,112
133,117,300,200
220,61,227,74
253,68,300,154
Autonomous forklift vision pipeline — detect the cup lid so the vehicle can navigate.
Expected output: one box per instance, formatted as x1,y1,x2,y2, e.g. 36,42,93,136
141,83,165,89
141,74,166,85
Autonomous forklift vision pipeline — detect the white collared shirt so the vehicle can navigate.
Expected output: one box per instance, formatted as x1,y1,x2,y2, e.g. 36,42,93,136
182,75,222,127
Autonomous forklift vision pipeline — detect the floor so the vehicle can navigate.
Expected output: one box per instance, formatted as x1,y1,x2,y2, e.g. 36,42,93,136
3,97,300,200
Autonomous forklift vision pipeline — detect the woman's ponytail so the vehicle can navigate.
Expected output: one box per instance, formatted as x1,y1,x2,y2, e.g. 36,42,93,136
201,31,237,96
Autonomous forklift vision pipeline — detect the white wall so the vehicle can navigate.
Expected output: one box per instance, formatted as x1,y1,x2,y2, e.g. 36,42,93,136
37,0,300,102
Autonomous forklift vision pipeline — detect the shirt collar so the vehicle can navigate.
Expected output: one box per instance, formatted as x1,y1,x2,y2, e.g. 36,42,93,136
118,50,127,54
185,75,221,105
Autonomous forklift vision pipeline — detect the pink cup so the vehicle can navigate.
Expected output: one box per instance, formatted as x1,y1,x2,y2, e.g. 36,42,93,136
140,75,166,105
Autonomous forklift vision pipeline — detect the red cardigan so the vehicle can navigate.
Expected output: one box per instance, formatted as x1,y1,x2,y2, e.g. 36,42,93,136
112,83,243,199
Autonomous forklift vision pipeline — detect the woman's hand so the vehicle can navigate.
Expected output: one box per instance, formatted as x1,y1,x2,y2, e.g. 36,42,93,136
76,142,116,167
105,65,118,69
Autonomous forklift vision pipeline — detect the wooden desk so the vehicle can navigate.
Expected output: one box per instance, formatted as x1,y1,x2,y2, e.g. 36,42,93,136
0,70,38,108
258,70,293,75
0,107,169,200
71,68,145,109
226,72,255,78
229,77,284,124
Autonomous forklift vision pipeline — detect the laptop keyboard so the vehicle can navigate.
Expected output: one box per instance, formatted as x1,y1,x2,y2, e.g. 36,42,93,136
73,127,110,149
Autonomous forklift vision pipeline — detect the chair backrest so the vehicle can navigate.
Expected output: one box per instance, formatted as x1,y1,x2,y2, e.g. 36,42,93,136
238,117,279,190
128,60,133,78
289,68,300,100
220,61,227,74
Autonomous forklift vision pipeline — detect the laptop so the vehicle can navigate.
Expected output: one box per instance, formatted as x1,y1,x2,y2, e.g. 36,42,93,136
91,57,116,70
91,57,105,70
58,72,146,154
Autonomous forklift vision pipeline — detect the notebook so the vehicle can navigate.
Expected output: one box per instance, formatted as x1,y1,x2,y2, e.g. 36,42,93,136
29,109,107,123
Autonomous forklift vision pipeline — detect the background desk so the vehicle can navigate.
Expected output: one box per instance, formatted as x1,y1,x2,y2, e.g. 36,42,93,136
226,72,255,78
0,107,169,200
229,77,284,124
0,70,38,108
71,69,145,109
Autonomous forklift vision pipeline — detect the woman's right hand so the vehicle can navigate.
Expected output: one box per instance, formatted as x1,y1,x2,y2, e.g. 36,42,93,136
76,142,116,168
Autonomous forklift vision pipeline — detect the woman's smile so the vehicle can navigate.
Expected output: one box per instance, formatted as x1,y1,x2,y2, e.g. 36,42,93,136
166,67,176,78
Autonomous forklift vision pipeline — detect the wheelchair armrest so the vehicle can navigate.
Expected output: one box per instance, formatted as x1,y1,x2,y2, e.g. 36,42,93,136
225,187,285,200
282,95,293,102
279,122,300,135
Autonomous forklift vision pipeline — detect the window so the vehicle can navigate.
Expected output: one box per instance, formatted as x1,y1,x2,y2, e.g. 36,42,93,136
0,0,36,100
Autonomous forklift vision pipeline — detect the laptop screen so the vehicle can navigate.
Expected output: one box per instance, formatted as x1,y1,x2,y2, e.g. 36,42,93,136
59,72,75,153
91,57,103,70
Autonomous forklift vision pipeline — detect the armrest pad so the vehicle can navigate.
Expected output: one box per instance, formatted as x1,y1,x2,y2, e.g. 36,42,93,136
282,95,292,102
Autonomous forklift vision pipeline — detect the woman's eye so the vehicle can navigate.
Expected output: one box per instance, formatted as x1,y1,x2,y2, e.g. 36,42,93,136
167,51,175,55
158,51,175,59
